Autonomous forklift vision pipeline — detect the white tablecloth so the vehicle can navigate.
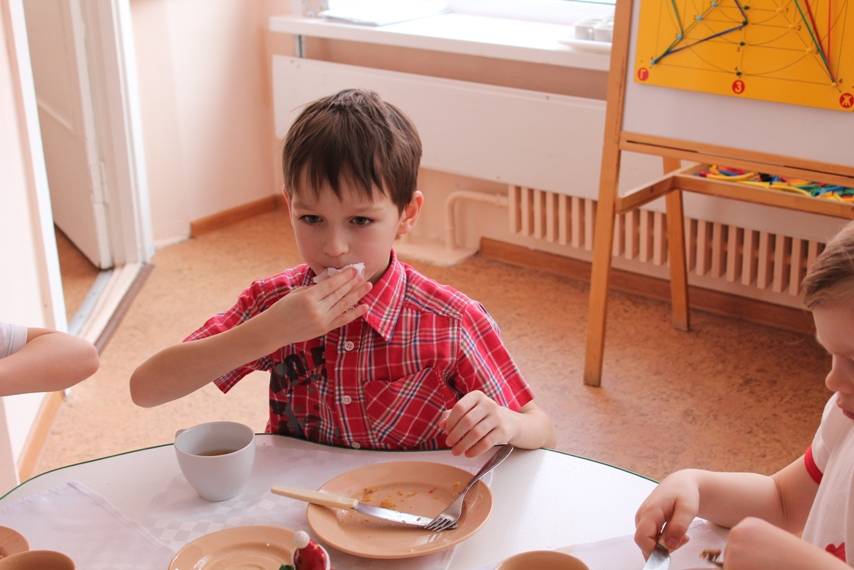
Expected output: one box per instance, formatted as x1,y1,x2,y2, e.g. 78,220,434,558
142,442,491,569
0,481,174,569
0,437,660,569
0,442,492,569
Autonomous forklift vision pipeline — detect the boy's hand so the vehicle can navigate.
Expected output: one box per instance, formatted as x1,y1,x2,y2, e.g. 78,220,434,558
634,470,698,558
440,390,520,457
257,267,371,347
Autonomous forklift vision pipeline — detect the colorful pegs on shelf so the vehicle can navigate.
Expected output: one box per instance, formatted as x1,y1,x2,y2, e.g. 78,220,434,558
697,165,854,201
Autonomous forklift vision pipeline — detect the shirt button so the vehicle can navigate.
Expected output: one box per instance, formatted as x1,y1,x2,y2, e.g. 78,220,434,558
343,340,355,351
351,442,361,449
341,395,353,405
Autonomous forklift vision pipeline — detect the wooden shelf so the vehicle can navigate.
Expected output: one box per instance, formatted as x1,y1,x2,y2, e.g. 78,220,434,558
618,166,854,220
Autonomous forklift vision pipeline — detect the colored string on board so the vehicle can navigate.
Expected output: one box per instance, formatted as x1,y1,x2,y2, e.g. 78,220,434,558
827,0,831,60
653,0,749,65
792,0,835,81
652,0,843,86
698,165,854,201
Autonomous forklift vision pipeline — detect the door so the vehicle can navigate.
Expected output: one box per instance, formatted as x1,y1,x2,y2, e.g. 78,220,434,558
23,0,112,269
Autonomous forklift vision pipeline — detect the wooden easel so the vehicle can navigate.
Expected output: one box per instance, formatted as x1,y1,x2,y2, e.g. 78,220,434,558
583,0,854,387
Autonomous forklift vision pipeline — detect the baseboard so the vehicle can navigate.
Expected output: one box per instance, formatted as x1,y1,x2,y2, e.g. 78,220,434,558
190,195,284,237
479,238,814,335
16,391,63,481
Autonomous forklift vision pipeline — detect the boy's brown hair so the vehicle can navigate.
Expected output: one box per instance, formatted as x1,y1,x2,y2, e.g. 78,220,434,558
803,221,854,308
282,89,422,212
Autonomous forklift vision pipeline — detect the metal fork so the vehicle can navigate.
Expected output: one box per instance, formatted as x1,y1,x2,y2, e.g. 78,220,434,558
425,444,514,532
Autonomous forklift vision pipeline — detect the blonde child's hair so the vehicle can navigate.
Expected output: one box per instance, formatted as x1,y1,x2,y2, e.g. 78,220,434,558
802,221,854,308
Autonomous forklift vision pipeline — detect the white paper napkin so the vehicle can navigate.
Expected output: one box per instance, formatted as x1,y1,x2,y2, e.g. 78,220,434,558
0,481,174,569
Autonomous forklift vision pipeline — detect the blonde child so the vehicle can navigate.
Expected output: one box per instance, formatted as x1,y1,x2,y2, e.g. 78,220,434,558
131,89,554,457
634,221,854,569
1,322,99,395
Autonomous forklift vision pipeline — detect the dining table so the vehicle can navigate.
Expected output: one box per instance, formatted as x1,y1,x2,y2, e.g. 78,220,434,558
0,435,724,569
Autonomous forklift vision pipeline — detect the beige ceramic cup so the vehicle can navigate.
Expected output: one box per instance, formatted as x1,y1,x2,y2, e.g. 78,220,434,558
174,420,256,501
0,550,75,570
498,550,589,570
0,526,28,557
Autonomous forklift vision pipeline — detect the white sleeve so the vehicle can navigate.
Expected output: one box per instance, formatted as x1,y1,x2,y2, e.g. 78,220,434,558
810,394,842,472
0,322,28,359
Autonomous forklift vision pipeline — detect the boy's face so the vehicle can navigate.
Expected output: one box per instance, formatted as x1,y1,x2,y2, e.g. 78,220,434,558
286,179,422,283
814,302,854,420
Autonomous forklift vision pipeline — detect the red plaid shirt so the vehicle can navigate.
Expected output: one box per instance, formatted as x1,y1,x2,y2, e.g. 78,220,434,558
185,251,533,450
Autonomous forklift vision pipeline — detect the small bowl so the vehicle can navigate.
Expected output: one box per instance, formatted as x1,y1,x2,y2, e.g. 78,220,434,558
0,526,28,558
498,550,589,570
0,550,75,570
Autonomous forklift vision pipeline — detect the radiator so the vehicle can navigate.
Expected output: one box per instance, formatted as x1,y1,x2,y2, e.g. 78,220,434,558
509,185,827,307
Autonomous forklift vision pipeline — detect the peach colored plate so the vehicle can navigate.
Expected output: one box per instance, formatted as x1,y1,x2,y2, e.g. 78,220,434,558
307,461,492,559
0,526,28,558
169,525,296,570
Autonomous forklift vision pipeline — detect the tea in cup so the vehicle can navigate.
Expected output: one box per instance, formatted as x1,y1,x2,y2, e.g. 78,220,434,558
174,421,255,501
498,550,589,570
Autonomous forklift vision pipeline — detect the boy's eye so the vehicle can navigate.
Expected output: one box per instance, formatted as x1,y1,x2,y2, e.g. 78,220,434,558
299,215,322,224
350,217,373,226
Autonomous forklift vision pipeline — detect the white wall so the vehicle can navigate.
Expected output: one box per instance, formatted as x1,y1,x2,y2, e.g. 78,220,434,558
131,0,286,246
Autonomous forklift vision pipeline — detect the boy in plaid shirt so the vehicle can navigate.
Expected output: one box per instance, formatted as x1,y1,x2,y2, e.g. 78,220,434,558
131,89,554,457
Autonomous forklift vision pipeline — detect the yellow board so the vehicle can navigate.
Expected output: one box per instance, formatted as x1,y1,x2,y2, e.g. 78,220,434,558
634,0,854,111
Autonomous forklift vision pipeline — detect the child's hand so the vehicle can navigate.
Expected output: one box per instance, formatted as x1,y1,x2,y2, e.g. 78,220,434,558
440,390,520,457
258,267,371,346
634,470,699,558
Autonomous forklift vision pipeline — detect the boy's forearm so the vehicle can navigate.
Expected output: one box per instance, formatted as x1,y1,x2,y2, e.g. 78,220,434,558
130,315,282,407
506,403,555,450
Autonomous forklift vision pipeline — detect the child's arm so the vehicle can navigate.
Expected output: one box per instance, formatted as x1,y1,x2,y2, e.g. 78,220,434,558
722,517,848,570
0,328,99,396
439,303,555,457
440,391,555,457
130,268,370,407
634,456,818,557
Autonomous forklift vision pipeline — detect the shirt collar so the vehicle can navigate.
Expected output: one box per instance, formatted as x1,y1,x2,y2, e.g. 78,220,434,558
359,251,406,341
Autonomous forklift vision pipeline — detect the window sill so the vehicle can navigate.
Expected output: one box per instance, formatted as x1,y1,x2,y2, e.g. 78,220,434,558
268,13,611,71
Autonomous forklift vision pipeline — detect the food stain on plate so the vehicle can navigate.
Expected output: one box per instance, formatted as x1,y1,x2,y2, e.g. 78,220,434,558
307,461,492,559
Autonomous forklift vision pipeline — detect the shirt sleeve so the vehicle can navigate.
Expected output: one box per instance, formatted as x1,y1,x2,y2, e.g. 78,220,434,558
805,394,841,483
184,278,290,392
452,302,534,411
0,322,28,359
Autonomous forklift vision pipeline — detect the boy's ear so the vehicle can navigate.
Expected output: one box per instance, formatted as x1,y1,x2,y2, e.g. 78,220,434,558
396,191,424,239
